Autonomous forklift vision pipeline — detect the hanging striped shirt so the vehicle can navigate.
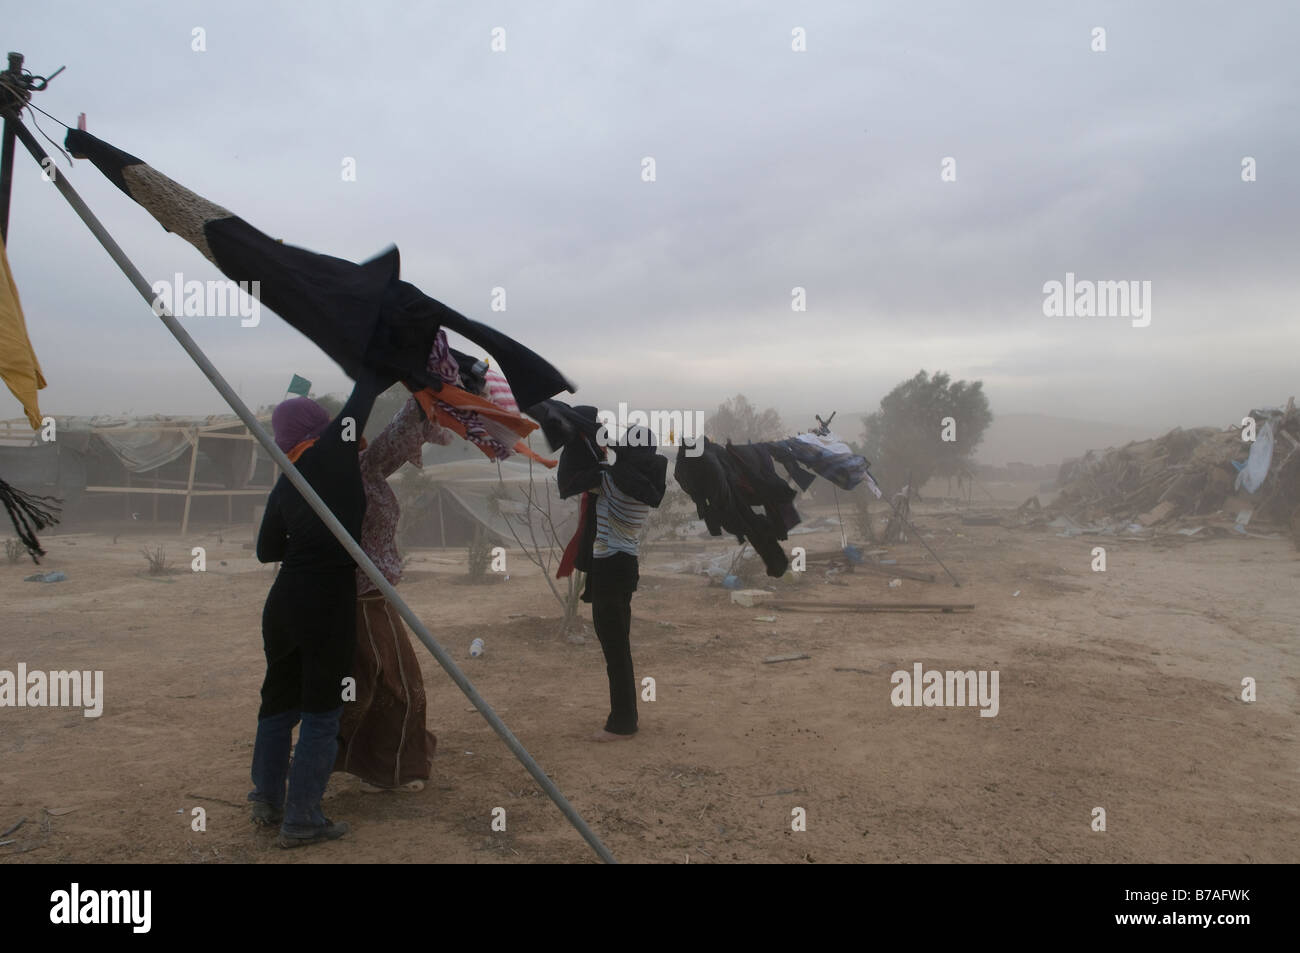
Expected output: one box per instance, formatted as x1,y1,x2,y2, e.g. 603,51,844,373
592,469,649,558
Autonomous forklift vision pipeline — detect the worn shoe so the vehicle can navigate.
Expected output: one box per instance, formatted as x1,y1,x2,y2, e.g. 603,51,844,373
278,818,349,849
250,802,283,828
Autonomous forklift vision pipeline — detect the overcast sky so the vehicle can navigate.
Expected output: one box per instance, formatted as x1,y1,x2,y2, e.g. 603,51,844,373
4,0,1297,444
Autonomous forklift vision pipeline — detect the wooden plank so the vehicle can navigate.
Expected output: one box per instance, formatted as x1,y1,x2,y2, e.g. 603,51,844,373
762,653,811,664
768,601,973,613
180,428,200,535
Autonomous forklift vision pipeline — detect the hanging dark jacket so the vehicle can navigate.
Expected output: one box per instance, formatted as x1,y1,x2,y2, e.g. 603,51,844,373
533,401,667,507
541,402,666,576
673,438,789,577
65,128,574,410
725,441,801,535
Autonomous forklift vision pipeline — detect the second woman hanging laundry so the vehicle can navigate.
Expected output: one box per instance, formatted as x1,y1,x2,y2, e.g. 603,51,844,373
535,402,666,741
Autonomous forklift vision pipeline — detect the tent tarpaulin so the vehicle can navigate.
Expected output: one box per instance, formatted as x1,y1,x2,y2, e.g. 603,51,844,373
46,415,258,475
402,456,578,548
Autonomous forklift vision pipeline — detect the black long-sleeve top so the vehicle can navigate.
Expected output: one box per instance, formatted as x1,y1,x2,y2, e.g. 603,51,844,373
256,371,391,573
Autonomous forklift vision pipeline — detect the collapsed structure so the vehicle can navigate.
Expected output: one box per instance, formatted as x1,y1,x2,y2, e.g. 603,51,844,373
1042,399,1300,540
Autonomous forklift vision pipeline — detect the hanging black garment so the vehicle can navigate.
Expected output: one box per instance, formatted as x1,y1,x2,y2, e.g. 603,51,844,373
65,129,574,410
540,401,666,576
724,442,801,534
533,401,666,507
673,438,789,577
0,476,61,563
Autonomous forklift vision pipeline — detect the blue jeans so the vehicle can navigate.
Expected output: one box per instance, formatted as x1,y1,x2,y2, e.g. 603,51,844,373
249,707,343,832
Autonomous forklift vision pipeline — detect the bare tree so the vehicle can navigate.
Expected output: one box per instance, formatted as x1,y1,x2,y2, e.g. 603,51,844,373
705,394,785,443
489,461,585,637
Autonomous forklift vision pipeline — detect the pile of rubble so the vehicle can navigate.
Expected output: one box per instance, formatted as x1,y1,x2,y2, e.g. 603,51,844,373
1032,400,1300,540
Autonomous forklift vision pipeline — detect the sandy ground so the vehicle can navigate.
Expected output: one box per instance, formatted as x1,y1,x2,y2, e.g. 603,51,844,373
1,502,1296,864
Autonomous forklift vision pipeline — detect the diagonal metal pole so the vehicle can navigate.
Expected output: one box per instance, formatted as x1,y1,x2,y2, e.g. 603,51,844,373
9,115,615,864
883,490,961,587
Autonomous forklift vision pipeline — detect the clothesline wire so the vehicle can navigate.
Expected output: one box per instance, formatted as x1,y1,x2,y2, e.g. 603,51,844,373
24,106,72,166
0,84,74,167
20,97,72,132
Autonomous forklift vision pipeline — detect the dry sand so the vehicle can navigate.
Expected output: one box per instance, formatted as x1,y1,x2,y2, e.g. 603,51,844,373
2,504,1296,864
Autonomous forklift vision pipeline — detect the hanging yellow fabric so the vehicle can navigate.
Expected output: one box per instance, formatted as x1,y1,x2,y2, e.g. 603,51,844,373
0,234,46,429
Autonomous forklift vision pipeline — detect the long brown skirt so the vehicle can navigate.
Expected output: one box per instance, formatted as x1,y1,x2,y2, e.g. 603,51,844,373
335,592,437,787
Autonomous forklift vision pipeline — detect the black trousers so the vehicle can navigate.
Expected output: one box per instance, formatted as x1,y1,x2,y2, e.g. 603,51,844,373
584,553,639,735
260,570,357,717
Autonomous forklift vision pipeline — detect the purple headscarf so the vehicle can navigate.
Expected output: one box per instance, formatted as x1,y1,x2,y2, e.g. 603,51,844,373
272,397,331,454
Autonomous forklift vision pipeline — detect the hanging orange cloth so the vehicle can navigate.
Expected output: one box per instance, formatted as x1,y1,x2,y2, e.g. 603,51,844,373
0,235,47,429
512,441,558,469
412,382,546,464
412,383,539,438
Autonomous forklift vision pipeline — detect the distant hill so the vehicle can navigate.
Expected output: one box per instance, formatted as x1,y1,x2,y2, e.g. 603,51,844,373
973,413,1156,468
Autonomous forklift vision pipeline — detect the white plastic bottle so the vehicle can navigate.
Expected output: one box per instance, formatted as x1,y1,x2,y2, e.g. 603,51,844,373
470,638,485,658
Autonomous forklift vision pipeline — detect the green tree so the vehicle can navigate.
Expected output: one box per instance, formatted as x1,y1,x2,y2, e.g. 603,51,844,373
705,394,784,443
861,371,992,493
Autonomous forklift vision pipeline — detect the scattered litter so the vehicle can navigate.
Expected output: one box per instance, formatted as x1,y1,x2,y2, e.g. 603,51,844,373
722,574,741,590
24,571,66,583
1012,590,1021,597
888,578,902,588
753,615,777,622
0,818,25,838
44,807,77,816
730,589,773,608
833,666,872,674
763,653,811,664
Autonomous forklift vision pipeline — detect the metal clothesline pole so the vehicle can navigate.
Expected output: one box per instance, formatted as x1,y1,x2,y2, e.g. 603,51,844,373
883,489,962,587
8,114,616,864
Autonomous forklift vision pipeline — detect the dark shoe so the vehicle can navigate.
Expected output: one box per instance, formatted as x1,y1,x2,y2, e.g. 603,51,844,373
250,801,283,828
278,818,349,849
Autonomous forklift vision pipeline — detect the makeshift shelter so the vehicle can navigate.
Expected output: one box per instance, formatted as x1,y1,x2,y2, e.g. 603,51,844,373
397,456,579,549
0,413,276,531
